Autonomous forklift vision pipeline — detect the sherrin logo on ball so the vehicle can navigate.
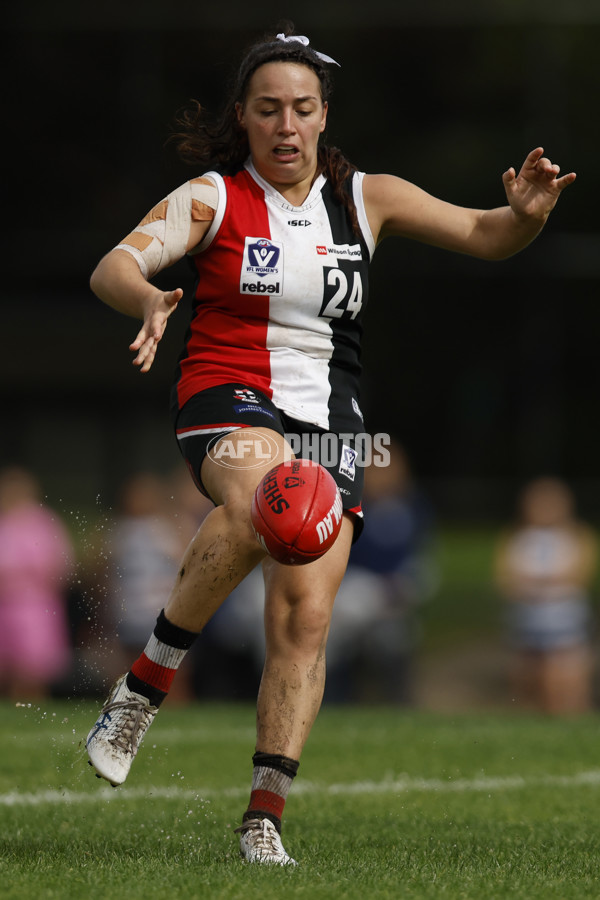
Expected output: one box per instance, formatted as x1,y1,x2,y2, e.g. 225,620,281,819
251,460,343,565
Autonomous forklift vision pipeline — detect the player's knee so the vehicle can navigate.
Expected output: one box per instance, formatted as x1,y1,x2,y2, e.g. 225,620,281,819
219,494,264,554
267,595,333,653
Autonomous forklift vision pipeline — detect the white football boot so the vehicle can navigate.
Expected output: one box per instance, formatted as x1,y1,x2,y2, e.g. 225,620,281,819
86,675,158,786
235,818,297,866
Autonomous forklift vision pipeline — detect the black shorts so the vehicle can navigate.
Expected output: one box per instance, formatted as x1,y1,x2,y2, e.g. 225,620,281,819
172,383,365,538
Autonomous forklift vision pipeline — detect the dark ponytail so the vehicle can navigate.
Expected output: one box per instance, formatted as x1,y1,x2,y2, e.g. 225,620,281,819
317,147,359,235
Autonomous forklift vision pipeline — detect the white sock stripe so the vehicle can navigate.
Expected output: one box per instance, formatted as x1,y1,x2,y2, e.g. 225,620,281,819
144,634,188,669
252,766,294,796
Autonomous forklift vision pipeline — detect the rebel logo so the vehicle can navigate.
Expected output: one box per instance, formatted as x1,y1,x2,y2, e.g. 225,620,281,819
241,282,280,293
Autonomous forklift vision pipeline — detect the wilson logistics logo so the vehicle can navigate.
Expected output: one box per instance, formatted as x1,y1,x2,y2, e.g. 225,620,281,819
207,431,391,473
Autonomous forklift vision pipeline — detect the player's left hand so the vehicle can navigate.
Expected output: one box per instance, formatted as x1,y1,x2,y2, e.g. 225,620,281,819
502,147,576,221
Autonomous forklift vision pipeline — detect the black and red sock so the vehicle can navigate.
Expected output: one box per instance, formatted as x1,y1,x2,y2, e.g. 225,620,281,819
126,609,198,707
243,751,300,833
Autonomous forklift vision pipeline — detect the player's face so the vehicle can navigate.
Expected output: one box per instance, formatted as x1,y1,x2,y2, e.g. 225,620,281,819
236,62,328,202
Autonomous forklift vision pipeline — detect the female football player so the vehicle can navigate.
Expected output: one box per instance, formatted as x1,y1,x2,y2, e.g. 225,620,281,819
86,27,575,865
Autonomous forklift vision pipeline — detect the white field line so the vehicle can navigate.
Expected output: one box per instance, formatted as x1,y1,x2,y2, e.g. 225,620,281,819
2,727,258,748
3,769,600,808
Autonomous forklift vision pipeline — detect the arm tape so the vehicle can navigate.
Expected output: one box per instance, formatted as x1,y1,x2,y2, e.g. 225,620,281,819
115,178,217,279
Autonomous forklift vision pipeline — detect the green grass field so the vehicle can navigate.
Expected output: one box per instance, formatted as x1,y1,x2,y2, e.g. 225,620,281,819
2,699,600,899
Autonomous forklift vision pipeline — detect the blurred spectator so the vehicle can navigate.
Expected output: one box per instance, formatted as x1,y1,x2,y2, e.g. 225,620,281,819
190,564,265,701
166,462,214,552
104,471,199,701
164,444,436,704
495,477,597,714
325,440,436,704
0,466,74,700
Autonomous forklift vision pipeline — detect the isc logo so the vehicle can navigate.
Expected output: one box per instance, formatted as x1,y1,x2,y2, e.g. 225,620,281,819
288,220,311,227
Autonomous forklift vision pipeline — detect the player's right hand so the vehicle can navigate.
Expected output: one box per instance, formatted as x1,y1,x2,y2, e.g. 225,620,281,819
129,288,183,373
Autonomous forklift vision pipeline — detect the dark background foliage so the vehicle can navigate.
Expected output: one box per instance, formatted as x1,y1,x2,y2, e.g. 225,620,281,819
5,1,599,518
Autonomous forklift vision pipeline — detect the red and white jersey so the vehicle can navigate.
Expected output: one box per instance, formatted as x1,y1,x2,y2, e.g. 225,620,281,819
173,160,375,431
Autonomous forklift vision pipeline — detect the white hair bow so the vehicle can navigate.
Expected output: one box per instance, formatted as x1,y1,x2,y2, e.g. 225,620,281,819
275,33,340,66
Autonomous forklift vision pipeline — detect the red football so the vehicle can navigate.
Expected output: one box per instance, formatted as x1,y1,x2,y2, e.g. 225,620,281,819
251,459,343,565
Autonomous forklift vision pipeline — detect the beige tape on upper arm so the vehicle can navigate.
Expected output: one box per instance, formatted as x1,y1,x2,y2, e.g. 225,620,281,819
114,179,217,279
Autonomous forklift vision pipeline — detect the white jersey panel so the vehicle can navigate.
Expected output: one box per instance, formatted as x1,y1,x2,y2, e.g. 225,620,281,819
245,163,364,428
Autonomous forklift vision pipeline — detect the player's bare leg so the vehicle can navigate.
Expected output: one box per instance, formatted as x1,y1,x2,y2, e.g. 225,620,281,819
236,515,353,864
87,428,287,784
164,427,291,631
257,514,354,759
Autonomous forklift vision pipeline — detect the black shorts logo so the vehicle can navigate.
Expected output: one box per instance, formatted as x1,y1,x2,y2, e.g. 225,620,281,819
233,388,260,404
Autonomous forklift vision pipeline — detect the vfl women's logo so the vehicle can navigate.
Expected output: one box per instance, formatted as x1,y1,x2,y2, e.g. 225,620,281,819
240,237,283,296
339,444,357,481
247,239,280,276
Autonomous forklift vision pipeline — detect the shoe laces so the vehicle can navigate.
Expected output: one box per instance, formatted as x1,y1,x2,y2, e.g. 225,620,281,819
235,818,282,854
101,698,157,754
